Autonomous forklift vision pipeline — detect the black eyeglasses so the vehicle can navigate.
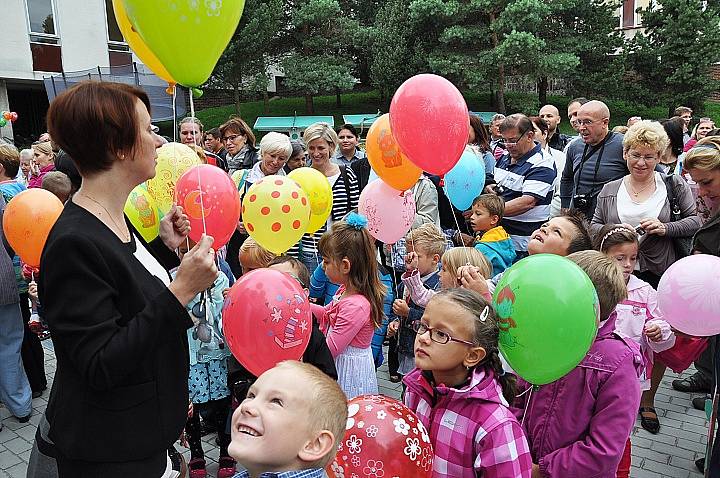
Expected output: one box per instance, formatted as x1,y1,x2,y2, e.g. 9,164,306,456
499,126,531,147
411,321,476,346
223,134,242,143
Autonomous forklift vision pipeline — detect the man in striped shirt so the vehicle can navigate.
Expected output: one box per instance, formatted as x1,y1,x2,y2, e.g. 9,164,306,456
488,114,556,256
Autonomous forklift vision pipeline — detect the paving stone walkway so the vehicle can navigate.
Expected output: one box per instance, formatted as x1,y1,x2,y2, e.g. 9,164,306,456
0,341,710,477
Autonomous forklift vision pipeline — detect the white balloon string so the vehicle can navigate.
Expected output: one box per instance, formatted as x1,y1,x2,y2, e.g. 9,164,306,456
172,87,177,143
389,247,400,301
445,184,472,266
189,92,207,237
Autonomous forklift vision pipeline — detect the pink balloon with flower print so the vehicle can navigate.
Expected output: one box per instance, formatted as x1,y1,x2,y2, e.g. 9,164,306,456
326,395,433,478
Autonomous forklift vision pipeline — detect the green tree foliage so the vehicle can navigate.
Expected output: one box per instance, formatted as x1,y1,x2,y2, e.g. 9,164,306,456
629,0,720,115
532,0,624,104
209,0,284,115
369,0,421,101
282,0,359,113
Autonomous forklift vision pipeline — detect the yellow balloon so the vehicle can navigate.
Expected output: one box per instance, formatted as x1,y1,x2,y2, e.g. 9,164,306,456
306,210,329,234
242,175,311,254
146,143,202,216
125,185,160,242
111,0,176,88
287,167,333,216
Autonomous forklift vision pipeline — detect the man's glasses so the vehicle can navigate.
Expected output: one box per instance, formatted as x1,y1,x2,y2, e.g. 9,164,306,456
411,321,476,346
499,126,530,147
576,118,608,127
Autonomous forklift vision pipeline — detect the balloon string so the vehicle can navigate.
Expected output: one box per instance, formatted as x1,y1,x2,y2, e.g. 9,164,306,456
172,87,177,144
312,235,319,270
189,91,207,237
520,385,535,428
389,247,400,301
446,190,472,266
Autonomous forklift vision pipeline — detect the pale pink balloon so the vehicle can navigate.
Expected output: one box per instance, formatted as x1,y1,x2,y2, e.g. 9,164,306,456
359,179,415,244
657,254,720,336
389,74,469,176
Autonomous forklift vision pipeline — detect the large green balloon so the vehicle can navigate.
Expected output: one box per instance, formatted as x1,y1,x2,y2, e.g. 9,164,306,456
123,0,246,88
493,254,599,385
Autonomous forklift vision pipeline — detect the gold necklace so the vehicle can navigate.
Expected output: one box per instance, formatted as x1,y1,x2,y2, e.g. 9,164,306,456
80,193,131,241
628,177,655,198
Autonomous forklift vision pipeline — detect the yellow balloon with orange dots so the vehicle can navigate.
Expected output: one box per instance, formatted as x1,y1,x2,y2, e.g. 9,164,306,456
242,175,311,254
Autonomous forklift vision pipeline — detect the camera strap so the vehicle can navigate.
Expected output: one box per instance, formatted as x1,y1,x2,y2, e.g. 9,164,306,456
574,132,611,198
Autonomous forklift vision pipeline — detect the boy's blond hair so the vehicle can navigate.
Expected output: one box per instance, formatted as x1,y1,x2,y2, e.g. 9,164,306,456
276,361,347,467
405,223,446,258
239,236,276,267
567,250,627,320
442,247,492,284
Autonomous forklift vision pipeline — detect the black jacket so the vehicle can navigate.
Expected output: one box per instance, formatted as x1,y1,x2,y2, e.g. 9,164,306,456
350,157,372,192
39,201,189,476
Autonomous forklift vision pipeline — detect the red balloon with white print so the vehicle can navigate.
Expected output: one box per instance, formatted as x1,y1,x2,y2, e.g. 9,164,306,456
326,395,433,478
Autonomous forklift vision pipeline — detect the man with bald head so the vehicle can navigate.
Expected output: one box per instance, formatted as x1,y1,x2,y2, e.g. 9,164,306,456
539,105,571,151
560,100,628,218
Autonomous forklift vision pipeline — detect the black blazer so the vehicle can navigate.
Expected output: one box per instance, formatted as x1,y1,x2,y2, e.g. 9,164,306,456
39,201,190,475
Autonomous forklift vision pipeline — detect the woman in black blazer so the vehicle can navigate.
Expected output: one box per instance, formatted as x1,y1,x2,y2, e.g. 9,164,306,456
27,81,218,477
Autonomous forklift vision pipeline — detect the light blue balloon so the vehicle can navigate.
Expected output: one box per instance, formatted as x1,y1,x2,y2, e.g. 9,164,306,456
444,149,486,211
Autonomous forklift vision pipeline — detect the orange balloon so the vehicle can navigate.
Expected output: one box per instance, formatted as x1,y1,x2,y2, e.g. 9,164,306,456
3,189,64,268
366,113,423,191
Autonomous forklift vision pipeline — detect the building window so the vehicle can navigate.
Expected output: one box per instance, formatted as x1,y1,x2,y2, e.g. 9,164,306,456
27,0,56,35
26,0,61,72
105,0,124,43
622,0,636,28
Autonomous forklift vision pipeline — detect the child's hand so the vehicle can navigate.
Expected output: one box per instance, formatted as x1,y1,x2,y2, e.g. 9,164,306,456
405,252,419,271
392,299,410,318
644,324,663,342
28,281,38,300
458,266,490,299
387,320,400,337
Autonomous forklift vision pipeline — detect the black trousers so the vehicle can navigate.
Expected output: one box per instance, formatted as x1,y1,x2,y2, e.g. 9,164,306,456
19,293,46,393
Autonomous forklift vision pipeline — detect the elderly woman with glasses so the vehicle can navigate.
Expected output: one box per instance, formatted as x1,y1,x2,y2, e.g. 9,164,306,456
590,120,701,435
218,118,258,175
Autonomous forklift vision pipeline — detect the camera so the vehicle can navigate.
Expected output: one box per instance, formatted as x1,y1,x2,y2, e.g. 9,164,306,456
635,226,646,236
573,194,589,211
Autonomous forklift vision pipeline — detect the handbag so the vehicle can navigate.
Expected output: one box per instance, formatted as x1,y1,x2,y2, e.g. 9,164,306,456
656,335,708,373
662,174,693,258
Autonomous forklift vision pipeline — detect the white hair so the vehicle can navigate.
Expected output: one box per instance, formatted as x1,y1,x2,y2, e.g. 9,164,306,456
259,132,292,158
20,149,33,161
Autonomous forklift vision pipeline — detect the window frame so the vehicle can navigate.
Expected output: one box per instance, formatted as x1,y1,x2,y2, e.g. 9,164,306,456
24,0,59,39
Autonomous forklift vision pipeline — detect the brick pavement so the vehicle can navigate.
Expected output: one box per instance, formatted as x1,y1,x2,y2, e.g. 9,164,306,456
0,341,709,477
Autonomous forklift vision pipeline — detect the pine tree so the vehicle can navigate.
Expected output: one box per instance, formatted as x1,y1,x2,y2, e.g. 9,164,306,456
369,0,421,101
282,0,359,113
630,0,720,115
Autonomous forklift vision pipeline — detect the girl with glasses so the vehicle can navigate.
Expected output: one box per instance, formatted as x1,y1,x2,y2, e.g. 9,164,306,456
403,288,532,478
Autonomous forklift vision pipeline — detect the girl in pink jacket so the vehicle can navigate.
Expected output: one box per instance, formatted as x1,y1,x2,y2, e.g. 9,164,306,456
403,288,532,478
597,225,676,476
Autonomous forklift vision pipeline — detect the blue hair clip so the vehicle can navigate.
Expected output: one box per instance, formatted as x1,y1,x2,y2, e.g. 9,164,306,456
346,212,368,230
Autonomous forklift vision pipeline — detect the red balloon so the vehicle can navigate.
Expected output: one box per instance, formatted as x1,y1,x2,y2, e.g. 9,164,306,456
389,74,469,175
175,164,240,248
10,112,18,122
326,395,434,478
222,269,312,377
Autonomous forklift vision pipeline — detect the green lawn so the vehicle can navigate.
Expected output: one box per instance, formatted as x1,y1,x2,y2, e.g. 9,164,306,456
159,89,720,138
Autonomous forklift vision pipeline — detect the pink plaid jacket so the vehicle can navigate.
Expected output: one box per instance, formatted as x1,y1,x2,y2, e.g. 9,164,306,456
404,367,532,478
